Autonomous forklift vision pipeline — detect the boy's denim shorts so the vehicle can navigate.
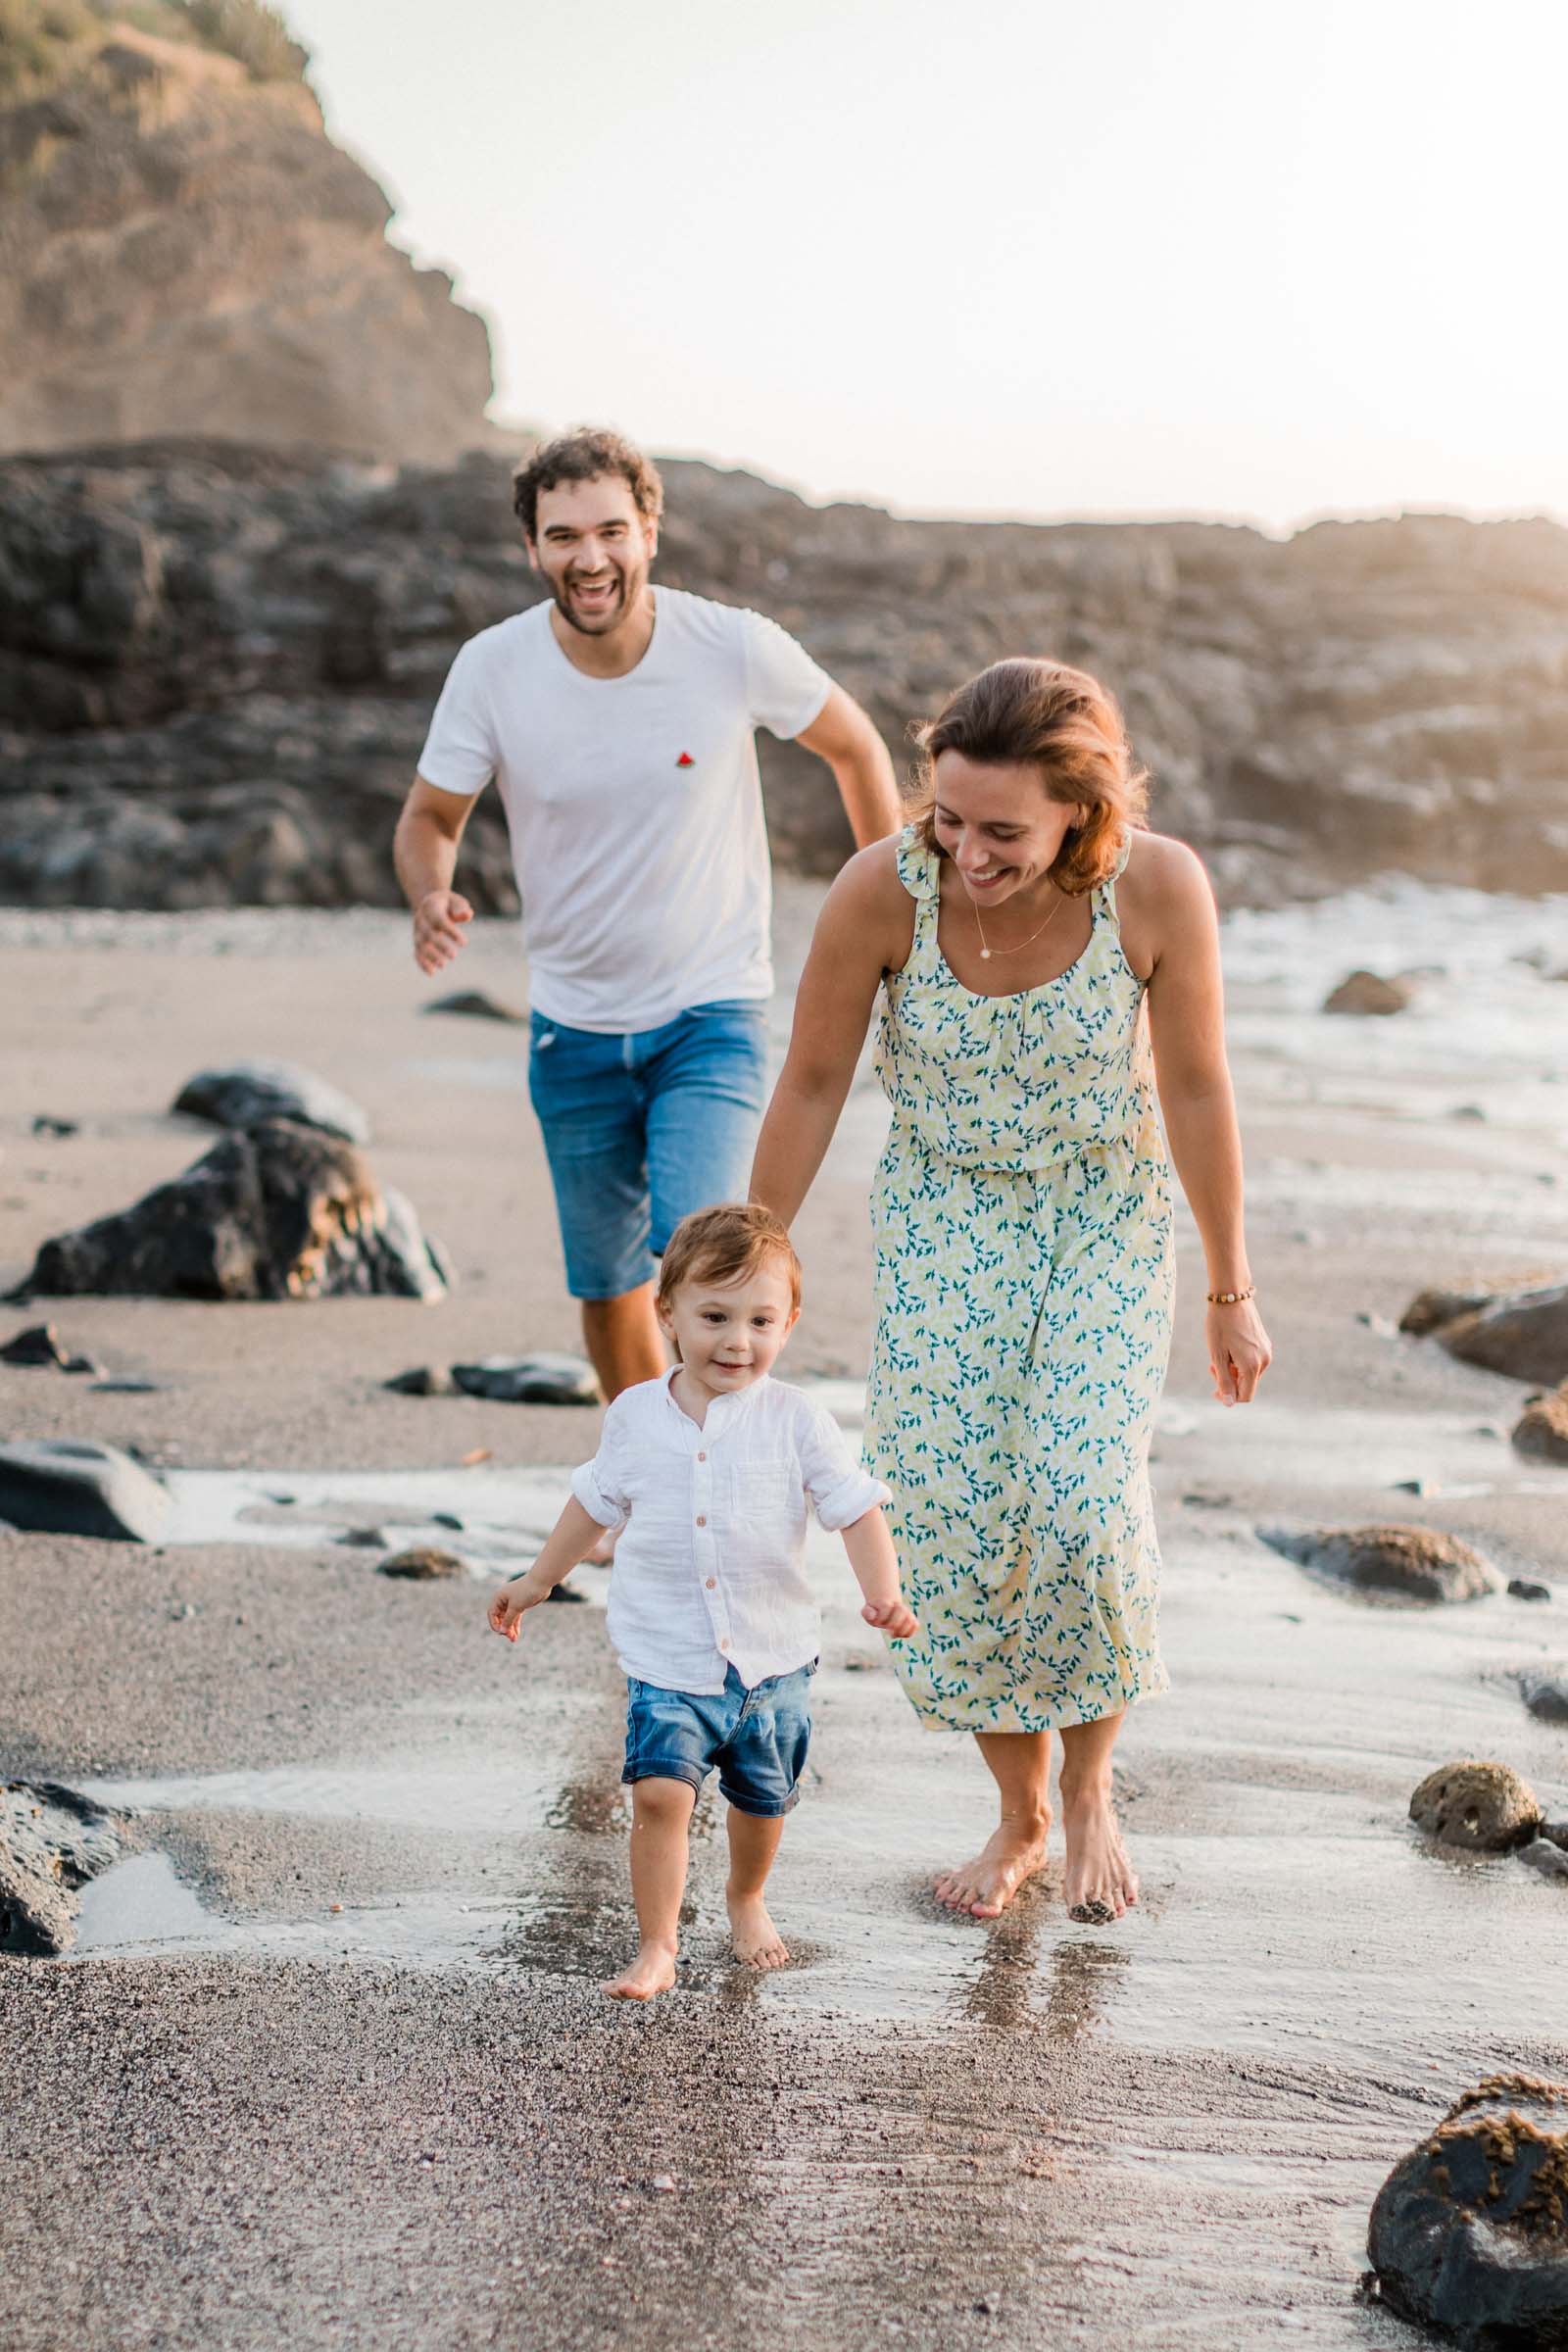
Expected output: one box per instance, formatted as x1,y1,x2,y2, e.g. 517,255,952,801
527,1000,768,1300
622,1662,814,1818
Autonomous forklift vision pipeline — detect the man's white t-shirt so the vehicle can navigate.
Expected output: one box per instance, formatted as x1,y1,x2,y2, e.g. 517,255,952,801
416,588,832,1033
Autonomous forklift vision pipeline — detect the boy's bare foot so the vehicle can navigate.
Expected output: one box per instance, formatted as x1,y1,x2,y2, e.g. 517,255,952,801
603,1940,677,2000
1062,1788,1138,1922
726,1891,790,1970
934,1814,1049,1919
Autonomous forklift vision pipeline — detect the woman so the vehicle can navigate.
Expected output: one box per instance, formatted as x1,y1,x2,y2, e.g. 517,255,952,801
750,659,1271,1925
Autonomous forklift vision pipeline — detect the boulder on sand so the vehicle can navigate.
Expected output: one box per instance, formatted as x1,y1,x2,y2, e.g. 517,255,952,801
1408,1759,1540,1851
378,1545,465,1580
1258,1523,1498,1604
0,1322,97,1373
1,1781,123,1955
1403,1280,1568,1389
18,1119,447,1302
1520,1670,1568,1726
1399,1286,1498,1338
0,1438,172,1542
450,1354,601,1405
1367,2075,1568,2347
424,991,526,1025
1323,970,1413,1015
1514,1384,1568,1464
172,1059,371,1146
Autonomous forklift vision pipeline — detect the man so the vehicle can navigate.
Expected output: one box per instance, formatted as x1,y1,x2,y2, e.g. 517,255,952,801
394,426,900,1407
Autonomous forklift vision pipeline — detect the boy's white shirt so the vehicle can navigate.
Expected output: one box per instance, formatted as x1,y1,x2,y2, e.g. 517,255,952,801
571,1370,889,1694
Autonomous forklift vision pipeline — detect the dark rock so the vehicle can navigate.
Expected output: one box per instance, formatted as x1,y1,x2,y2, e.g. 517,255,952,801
451,1353,601,1406
1511,1579,1553,1603
1437,1283,1568,1388
1518,1839,1568,1885
425,990,526,1024
172,1059,370,1146
20,1119,446,1302
1399,1286,1498,1338
30,1115,77,1138
432,1511,464,1530
1259,1523,1498,1605
88,1378,166,1394
378,1545,464,1580
1514,1385,1568,1464
8,449,1568,913
1409,1759,1539,1851
1368,2075,1568,2346
546,1584,588,1605
0,1321,96,1372
1520,1673,1568,1726
384,1365,458,1397
0,1439,172,1542
1542,1821,1568,1854
1323,969,1412,1015
336,1527,388,1549
0,1780,123,1956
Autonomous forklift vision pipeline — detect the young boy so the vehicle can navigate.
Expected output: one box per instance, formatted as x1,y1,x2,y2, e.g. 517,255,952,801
487,1201,915,2001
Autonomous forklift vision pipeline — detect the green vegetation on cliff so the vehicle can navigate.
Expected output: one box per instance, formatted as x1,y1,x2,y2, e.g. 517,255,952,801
0,0,306,99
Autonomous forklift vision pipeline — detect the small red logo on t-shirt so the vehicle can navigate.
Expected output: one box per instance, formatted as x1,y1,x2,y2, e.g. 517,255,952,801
675,752,695,767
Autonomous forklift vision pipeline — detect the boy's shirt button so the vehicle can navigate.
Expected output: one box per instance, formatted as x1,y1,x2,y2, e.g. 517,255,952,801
719,1639,730,1651
696,1514,707,1527
705,1577,716,1590
697,1450,707,1461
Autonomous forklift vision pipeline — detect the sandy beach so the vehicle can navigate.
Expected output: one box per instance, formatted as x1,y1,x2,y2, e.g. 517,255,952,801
3,876,1567,2351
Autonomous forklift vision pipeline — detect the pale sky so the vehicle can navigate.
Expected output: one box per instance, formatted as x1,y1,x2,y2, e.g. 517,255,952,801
284,0,1568,528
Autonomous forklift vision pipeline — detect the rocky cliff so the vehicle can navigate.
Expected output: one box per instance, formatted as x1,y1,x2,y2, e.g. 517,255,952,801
0,9,494,462
2,441,1567,911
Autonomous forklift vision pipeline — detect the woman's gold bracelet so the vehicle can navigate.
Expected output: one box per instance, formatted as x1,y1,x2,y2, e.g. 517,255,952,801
1205,1285,1255,1307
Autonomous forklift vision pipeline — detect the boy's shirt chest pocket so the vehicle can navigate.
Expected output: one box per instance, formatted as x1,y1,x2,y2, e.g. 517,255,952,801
724,1460,800,1522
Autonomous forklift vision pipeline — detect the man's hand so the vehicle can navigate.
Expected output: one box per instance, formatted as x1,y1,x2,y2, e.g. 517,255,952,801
488,1573,553,1641
414,889,472,975
861,1594,917,1641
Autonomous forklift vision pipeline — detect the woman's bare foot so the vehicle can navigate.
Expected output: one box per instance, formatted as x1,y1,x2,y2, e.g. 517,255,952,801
727,1891,790,1970
603,1939,677,2000
934,1810,1050,1919
1061,1786,1138,1922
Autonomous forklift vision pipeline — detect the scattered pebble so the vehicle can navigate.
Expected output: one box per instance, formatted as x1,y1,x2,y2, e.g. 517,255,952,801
1507,1578,1551,1603
336,1526,388,1549
30,1115,78,1138
1517,1838,1568,1884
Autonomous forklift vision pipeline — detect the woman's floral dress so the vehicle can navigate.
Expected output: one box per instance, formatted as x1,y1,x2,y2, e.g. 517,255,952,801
866,829,1173,1733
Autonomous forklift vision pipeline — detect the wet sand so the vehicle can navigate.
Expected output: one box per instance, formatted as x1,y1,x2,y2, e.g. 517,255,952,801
3,880,1567,2351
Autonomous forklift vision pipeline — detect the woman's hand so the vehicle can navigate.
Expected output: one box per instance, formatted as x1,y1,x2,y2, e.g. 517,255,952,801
1206,1298,1272,1406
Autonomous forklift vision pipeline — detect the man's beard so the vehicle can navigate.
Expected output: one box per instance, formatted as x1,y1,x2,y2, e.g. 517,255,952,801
553,556,648,636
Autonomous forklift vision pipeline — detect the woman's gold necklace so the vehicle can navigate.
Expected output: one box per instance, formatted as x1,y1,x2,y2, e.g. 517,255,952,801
972,883,1064,961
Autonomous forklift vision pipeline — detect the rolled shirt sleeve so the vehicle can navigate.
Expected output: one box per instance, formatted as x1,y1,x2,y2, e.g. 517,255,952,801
569,1403,634,1530
742,609,832,741
416,638,498,797
797,1401,891,1532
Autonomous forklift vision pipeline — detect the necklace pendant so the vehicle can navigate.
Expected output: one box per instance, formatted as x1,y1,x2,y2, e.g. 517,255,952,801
979,948,991,960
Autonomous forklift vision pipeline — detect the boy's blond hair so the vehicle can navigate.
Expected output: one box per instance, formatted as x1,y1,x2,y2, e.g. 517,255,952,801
656,1201,802,1316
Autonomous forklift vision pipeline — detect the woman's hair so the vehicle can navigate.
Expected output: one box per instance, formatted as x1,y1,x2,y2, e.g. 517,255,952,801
657,1201,802,1317
906,658,1149,895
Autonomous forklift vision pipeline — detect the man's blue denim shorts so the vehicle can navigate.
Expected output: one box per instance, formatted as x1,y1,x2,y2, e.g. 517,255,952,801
527,1000,769,1300
622,1662,815,1818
